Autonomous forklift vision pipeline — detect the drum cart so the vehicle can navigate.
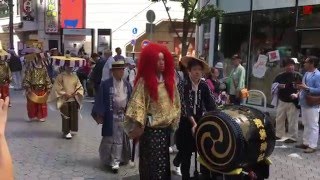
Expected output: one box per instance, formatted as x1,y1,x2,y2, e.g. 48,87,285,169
193,90,275,180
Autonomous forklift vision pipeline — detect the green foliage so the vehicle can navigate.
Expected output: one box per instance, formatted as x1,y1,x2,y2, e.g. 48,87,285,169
193,4,224,25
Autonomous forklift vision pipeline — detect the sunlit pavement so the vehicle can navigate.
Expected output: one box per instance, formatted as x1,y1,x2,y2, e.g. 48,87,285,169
6,90,320,180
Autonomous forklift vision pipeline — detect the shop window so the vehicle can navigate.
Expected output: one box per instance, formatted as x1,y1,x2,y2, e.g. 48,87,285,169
297,5,320,29
16,0,20,15
0,0,9,18
219,8,298,102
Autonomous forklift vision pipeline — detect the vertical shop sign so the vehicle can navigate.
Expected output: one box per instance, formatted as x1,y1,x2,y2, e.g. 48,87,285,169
45,0,59,33
21,0,35,21
60,0,85,29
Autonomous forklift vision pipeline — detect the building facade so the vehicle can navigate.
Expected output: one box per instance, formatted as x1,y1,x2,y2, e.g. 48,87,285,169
200,0,320,102
85,0,184,55
0,0,184,55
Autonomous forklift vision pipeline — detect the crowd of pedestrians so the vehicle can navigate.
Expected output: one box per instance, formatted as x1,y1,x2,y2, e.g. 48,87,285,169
273,56,320,153
4,41,320,180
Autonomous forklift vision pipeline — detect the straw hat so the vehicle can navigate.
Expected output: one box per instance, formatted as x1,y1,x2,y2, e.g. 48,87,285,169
111,60,126,69
50,54,86,67
181,56,209,72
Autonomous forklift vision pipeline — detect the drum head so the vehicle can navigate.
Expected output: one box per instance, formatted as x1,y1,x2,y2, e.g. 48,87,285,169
195,111,245,172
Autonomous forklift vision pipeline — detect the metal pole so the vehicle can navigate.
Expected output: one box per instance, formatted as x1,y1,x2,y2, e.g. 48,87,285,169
150,24,153,41
8,0,14,50
246,0,253,87
295,0,299,30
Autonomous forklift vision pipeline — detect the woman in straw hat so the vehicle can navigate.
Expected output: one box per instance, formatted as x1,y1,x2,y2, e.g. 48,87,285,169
124,43,181,180
22,53,52,122
175,56,217,179
91,60,132,173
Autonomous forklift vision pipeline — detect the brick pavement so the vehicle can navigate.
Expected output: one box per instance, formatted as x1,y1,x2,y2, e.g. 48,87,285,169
5,90,320,180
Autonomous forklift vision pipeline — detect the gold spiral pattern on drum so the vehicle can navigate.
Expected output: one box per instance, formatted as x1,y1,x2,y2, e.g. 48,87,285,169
196,116,236,167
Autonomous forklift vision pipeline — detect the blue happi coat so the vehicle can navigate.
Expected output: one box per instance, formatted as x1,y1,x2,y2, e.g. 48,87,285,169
91,78,132,137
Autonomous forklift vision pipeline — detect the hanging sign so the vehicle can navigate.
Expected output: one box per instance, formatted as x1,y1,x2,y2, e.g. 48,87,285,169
45,0,59,33
252,55,268,78
268,50,280,62
21,0,35,21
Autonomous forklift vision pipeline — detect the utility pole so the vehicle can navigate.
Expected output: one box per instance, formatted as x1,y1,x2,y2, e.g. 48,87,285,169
8,0,14,50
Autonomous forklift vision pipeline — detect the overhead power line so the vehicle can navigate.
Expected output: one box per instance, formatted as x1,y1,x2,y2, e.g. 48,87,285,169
112,3,154,33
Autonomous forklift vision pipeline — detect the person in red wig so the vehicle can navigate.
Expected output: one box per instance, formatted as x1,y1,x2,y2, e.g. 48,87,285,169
124,43,181,179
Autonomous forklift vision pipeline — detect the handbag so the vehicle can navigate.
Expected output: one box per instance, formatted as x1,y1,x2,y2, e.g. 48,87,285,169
306,94,320,106
239,88,249,99
230,70,248,99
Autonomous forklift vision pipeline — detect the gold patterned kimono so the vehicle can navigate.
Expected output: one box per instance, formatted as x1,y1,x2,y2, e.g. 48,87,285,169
0,61,11,84
22,65,52,120
0,61,12,99
124,79,181,129
124,78,181,180
22,66,52,90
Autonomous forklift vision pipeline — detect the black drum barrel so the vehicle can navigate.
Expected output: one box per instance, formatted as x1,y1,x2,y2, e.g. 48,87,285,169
195,105,275,173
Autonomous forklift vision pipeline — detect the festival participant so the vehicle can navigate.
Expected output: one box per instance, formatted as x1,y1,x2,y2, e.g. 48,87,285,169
176,56,217,179
0,54,11,101
124,43,181,180
48,65,84,139
23,53,52,122
92,61,132,173
0,43,11,102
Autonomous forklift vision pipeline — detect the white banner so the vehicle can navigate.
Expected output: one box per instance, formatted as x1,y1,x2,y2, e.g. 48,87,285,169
252,54,268,78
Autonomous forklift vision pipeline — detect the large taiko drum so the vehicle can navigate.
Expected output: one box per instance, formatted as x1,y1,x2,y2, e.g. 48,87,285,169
195,105,275,173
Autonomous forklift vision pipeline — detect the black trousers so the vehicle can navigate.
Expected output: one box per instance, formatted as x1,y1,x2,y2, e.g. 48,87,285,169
60,101,79,134
176,116,225,180
139,126,171,180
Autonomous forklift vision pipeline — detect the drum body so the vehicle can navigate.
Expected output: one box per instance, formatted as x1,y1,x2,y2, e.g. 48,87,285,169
195,105,275,173
27,91,49,104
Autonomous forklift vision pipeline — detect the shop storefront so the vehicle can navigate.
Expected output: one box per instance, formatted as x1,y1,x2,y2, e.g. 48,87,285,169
61,29,94,55
214,0,320,102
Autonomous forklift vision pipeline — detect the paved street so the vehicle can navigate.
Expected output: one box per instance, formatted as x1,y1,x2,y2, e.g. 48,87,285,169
5,90,320,180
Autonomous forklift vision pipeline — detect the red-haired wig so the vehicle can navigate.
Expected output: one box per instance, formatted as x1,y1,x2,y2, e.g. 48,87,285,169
134,43,175,102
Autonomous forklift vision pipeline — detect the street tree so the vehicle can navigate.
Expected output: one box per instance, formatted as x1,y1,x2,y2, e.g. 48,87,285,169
150,0,223,56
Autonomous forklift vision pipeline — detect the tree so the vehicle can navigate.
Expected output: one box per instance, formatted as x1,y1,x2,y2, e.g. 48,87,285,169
150,0,223,56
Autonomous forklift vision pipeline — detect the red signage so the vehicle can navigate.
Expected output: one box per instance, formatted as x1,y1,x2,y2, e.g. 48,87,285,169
303,6,313,15
60,0,85,29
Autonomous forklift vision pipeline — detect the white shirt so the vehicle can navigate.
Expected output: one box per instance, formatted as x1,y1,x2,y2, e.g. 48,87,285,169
128,68,137,87
113,78,127,109
123,67,130,81
101,57,115,81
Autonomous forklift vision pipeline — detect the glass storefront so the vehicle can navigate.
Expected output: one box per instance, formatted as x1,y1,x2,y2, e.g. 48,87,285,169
218,7,305,102
215,0,320,103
